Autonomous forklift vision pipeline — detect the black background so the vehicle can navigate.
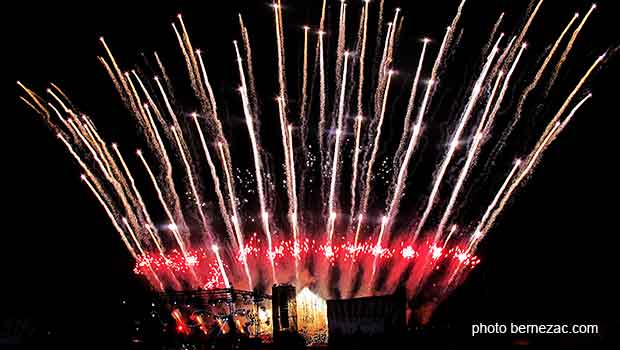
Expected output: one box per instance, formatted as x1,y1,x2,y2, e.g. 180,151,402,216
3,0,618,348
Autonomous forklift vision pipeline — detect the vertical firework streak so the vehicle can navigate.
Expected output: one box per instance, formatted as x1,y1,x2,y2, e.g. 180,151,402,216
546,4,597,94
442,224,458,249
287,124,301,279
273,1,287,102
217,142,243,244
212,245,231,288
113,143,184,289
242,89,276,283
326,52,350,241
348,1,370,230
195,51,245,249
356,0,369,116
191,115,237,250
154,77,202,237
441,159,521,287
358,70,394,224
234,40,277,282
318,31,327,203
433,39,508,240
479,55,604,243
490,12,582,166
514,12,580,129
371,216,389,282
482,12,505,58
534,54,604,152
414,41,503,244
216,140,253,289
134,74,190,238
373,22,393,118
112,144,163,251
300,25,310,152
392,39,429,170
171,126,213,242
384,24,456,241
481,42,524,143
552,93,592,141
239,14,259,116
326,129,343,243
385,8,401,72
348,115,363,229
67,111,145,244
502,0,542,69
277,96,297,245
174,16,202,98
335,0,347,95
137,150,201,286
385,81,433,237
154,52,175,100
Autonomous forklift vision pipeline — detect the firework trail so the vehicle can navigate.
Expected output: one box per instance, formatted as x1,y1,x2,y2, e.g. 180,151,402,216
442,224,458,249
514,12,580,131
414,42,502,244
392,39,429,171
191,115,236,248
217,143,244,247
535,54,604,151
19,0,608,322
136,74,190,238
174,15,203,100
482,12,505,58
238,77,276,282
372,21,393,121
356,0,370,116
335,1,347,95
479,42,529,171
358,70,394,225
171,126,212,241
239,14,259,116
477,55,604,248
326,52,350,240
154,52,175,102
112,144,162,250
383,24,457,241
137,149,202,286
348,115,363,229
318,30,327,203
371,216,389,281
212,245,231,289
501,0,542,69
434,71,505,241
300,25,310,153
273,1,287,103
489,11,582,168
553,93,592,140
277,95,299,263
287,124,301,281
546,4,597,95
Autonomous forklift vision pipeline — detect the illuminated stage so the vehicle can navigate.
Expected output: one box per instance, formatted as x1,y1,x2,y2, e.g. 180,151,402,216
154,284,406,348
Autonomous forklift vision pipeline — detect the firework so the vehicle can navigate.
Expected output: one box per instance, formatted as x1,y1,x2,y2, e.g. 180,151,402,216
20,0,606,323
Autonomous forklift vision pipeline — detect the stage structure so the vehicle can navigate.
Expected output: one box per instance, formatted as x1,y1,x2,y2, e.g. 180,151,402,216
156,288,273,342
271,284,298,342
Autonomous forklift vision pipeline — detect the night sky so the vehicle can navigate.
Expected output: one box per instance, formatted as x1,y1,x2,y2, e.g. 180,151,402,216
3,0,618,348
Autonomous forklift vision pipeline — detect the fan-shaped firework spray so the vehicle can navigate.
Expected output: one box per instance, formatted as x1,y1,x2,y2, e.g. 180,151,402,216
19,0,608,321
